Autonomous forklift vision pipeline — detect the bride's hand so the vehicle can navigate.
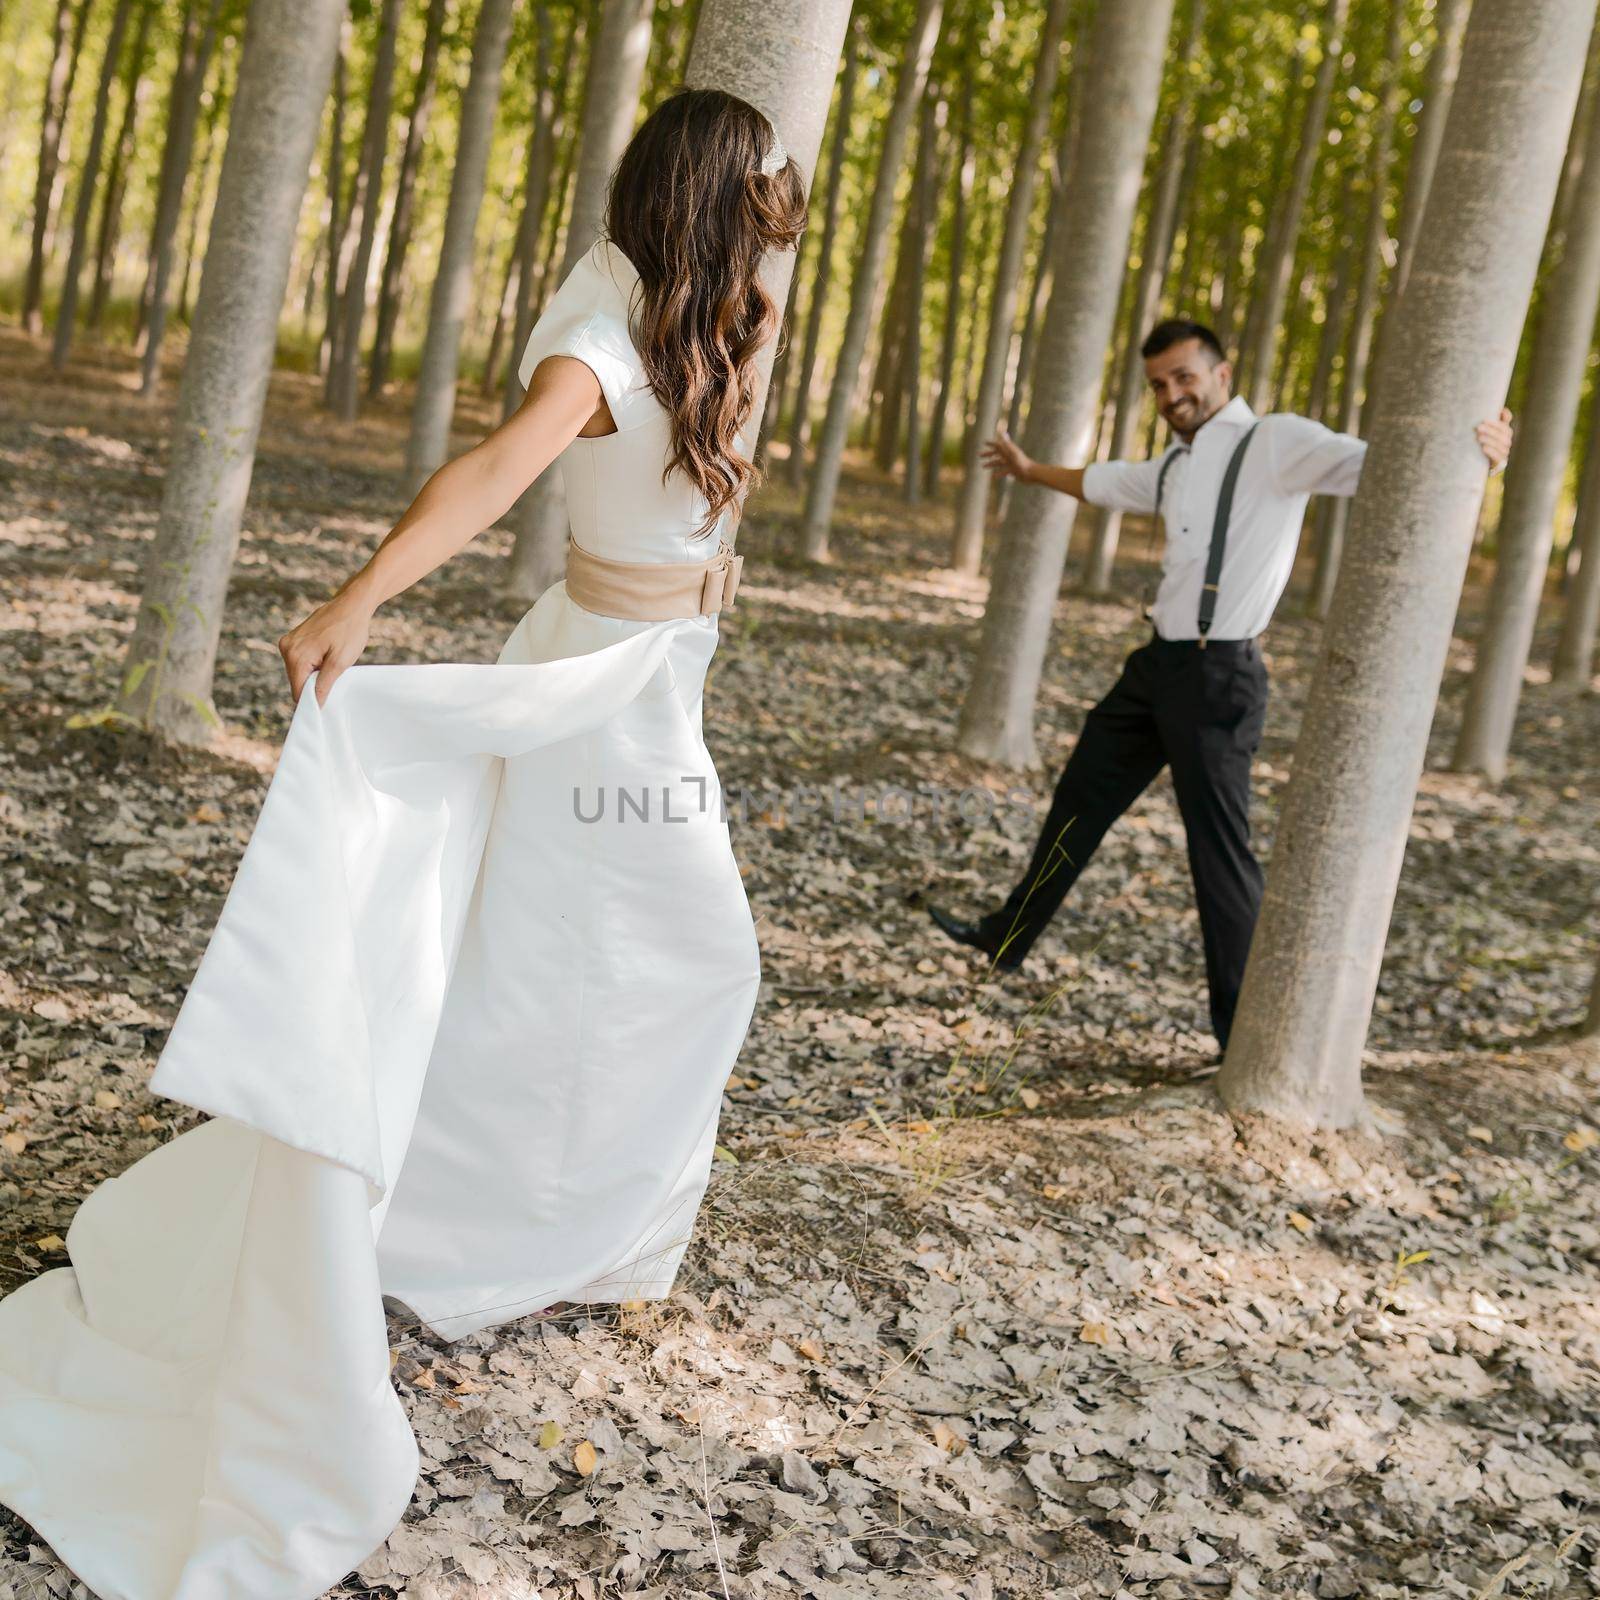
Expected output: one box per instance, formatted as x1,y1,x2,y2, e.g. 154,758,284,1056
278,595,373,707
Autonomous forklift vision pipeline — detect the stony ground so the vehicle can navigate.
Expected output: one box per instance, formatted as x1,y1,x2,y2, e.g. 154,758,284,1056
1,326,1598,1600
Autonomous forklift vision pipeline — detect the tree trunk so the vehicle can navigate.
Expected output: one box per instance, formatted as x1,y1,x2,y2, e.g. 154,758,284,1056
139,0,224,391
901,91,942,502
782,17,859,483
367,0,449,396
1308,0,1407,619
1552,395,1600,688
956,0,1176,767
1453,26,1600,781
503,0,654,601
1216,0,1595,1129
316,22,350,379
1240,0,1350,412
683,0,854,489
88,0,157,331
924,47,975,499
947,0,1074,575
22,0,93,335
798,0,946,563
114,0,347,743
402,0,519,496
870,179,919,471
50,0,137,366
326,0,402,419
1392,0,1470,300
498,3,566,420
1081,0,1207,596
175,38,230,319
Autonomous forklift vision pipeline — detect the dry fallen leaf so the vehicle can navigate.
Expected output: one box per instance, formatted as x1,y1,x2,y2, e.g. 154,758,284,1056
573,1440,597,1476
35,1234,66,1251
932,1420,966,1456
1288,1211,1314,1234
1562,1126,1597,1153
1467,1125,1494,1143
1079,1321,1111,1346
539,1420,563,1450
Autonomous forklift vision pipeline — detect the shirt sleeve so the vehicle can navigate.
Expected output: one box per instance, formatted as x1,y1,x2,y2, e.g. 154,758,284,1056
515,249,653,430
1081,454,1168,513
1262,412,1368,498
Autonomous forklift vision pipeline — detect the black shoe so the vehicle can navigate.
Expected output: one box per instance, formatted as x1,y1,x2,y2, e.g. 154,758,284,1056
926,902,1026,971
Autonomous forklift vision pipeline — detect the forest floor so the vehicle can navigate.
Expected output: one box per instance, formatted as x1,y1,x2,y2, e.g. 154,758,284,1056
1,328,1598,1600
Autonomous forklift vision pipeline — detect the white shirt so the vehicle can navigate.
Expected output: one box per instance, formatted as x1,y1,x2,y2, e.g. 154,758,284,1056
1081,395,1368,641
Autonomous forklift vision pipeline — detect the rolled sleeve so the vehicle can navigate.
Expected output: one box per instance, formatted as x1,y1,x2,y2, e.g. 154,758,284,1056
1082,456,1165,513
1265,413,1368,497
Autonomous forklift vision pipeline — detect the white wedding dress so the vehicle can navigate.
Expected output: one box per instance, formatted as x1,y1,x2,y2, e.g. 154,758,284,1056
0,238,761,1599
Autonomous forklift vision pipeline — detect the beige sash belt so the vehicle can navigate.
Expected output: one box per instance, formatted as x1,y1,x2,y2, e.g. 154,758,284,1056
563,536,745,620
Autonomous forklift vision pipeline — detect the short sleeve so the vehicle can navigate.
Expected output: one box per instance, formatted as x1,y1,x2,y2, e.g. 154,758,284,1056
515,245,654,429
1082,455,1166,514
1262,412,1368,498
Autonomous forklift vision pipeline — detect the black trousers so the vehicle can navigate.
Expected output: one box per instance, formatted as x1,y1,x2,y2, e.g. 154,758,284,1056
982,629,1269,1046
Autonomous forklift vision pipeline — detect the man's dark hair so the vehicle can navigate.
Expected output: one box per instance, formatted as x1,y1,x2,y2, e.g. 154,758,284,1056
1140,319,1228,365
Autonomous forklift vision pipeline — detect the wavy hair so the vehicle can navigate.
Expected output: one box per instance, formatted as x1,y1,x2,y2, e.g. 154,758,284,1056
604,88,808,539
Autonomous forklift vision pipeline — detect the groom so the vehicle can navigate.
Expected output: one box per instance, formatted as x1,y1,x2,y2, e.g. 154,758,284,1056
927,318,1514,1047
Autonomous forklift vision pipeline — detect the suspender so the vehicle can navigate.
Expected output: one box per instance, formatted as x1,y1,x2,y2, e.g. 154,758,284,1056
1140,445,1186,622
1142,420,1263,647
1198,420,1262,647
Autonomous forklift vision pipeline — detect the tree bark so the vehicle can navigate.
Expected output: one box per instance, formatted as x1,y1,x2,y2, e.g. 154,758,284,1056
1552,392,1600,689
503,0,654,600
50,0,136,366
139,0,225,390
947,0,1074,575
326,0,402,419
88,0,157,331
1392,0,1470,300
901,90,942,502
402,0,519,496
1308,0,1407,619
23,0,94,335
798,0,946,563
1453,23,1600,781
367,0,450,396
1239,0,1350,412
1216,0,1595,1129
683,0,855,494
956,0,1176,767
924,47,974,499
1081,0,1207,596
114,0,347,743
497,3,567,421
782,18,859,483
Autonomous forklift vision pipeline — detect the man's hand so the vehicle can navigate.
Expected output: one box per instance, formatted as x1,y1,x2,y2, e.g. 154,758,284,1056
980,426,1034,483
1477,407,1513,473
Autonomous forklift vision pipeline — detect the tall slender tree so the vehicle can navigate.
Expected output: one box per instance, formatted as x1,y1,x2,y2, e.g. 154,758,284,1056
1392,0,1470,301
114,0,348,742
1552,400,1600,689
1308,0,1407,618
1238,0,1350,411
503,0,654,600
403,0,520,497
49,0,137,366
956,0,1177,767
87,0,158,331
948,0,1074,576
22,0,94,335
780,17,857,480
799,0,946,563
1217,0,1596,1128
925,44,976,498
1081,0,1207,595
1453,23,1600,781
326,0,403,420
683,0,854,464
367,0,450,396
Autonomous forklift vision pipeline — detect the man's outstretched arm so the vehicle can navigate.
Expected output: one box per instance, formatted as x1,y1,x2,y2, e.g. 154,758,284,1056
982,426,1165,511
1271,407,1514,497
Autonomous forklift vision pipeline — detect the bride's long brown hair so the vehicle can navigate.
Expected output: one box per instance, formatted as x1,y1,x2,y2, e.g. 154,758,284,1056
605,88,807,539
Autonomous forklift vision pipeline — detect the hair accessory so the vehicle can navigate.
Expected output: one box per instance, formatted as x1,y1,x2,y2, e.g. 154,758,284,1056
759,128,788,176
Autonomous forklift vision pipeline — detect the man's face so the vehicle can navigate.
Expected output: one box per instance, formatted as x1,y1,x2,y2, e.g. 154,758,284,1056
1144,339,1232,438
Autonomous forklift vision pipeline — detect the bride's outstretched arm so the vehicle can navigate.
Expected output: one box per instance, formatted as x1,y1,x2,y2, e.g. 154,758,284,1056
278,355,604,705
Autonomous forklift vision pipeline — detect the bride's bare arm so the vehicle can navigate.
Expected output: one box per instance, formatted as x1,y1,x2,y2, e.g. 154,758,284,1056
278,355,603,705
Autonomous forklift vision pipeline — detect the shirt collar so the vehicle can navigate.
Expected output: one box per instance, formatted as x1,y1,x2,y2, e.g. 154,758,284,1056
1188,394,1255,444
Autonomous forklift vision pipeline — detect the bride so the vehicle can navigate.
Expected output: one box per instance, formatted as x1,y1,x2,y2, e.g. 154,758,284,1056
0,87,803,1600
